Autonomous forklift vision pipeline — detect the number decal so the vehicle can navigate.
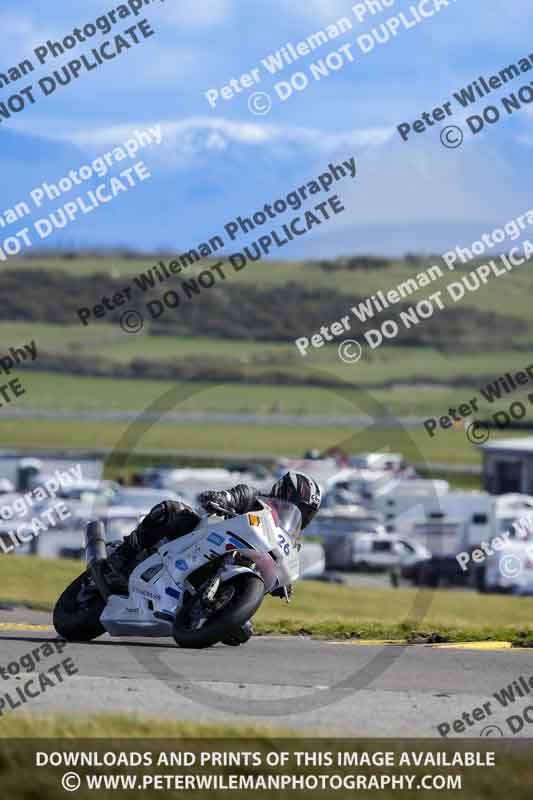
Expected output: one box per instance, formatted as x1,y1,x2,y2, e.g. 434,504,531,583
277,534,290,556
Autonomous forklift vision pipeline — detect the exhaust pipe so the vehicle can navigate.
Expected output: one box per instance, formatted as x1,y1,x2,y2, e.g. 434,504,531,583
86,521,110,599
85,521,107,566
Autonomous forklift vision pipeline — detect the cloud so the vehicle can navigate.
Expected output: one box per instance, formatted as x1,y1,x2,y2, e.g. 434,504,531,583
64,116,394,170
162,0,231,28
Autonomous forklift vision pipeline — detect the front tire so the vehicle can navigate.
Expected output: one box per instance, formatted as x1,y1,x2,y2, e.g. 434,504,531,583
53,572,106,642
173,574,264,649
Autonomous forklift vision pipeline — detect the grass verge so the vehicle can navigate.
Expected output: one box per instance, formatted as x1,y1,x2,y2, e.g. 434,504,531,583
0,717,531,799
2,557,533,645
0,714,292,738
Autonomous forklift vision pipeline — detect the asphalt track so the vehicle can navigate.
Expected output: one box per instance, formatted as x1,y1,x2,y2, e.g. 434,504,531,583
2,608,533,738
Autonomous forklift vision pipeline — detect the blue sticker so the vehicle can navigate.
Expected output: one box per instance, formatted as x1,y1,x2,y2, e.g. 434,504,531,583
165,587,181,600
227,536,247,550
208,532,224,546
175,559,188,571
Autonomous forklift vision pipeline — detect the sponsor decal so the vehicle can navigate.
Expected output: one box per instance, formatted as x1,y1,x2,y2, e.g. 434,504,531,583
165,587,181,600
248,514,261,527
207,532,225,546
175,559,188,571
133,586,161,602
226,532,252,550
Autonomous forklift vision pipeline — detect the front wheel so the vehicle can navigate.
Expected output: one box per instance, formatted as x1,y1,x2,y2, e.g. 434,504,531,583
53,572,106,642
173,574,264,649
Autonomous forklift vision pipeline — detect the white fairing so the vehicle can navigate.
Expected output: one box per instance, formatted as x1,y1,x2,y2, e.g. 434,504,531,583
99,501,300,637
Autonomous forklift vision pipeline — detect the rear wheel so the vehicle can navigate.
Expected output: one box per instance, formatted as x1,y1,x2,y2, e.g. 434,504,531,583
173,574,264,649
53,572,106,642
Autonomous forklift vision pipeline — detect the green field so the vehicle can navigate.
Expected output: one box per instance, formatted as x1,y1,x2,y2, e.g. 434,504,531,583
0,366,493,417
5,320,533,390
8,361,533,420
4,255,533,462
0,417,499,465
10,256,533,329
2,363,531,464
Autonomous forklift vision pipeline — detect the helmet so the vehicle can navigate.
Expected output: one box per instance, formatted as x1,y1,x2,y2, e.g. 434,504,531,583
269,471,322,529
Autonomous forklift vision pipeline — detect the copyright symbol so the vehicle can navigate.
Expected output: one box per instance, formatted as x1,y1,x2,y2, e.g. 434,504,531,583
466,421,490,444
338,340,362,364
120,309,144,334
248,92,272,116
62,772,81,792
499,554,522,580
480,725,504,737
441,125,463,149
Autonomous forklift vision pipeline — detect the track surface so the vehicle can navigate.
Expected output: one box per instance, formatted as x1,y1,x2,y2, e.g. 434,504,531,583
2,609,533,737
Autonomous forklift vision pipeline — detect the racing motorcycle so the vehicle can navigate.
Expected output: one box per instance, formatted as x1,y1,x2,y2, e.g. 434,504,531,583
53,499,302,648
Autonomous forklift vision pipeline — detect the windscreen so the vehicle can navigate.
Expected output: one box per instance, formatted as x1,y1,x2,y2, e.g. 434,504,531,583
261,498,302,548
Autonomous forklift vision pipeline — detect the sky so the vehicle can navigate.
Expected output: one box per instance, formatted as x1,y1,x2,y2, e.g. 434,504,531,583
0,0,532,257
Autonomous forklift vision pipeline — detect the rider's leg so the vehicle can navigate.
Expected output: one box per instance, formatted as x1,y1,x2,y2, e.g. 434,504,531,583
222,620,254,646
134,501,200,549
94,501,201,589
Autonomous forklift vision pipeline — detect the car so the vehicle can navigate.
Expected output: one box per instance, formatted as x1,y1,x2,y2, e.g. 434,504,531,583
109,487,185,512
33,507,147,561
0,477,15,494
0,522,34,555
391,554,465,589
55,479,119,506
299,541,326,579
481,539,533,594
324,531,429,572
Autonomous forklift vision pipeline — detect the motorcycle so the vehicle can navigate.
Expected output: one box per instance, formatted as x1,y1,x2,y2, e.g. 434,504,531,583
53,498,302,648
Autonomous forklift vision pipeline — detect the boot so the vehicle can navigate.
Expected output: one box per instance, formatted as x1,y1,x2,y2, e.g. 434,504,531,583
91,529,142,593
222,620,254,646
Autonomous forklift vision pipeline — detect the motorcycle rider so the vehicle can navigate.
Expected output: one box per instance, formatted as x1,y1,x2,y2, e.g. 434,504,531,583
95,471,322,644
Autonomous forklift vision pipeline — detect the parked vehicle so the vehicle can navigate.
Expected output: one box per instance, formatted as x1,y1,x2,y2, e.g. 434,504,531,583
55,479,119,506
481,538,533,594
299,541,326,579
109,487,185,512
324,531,429,572
391,554,468,589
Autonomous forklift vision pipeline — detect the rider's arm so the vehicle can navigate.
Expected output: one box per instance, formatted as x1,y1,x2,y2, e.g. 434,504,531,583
227,484,260,514
198,484,259,516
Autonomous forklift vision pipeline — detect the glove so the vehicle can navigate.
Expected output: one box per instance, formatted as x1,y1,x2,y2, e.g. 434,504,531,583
199,490,233,515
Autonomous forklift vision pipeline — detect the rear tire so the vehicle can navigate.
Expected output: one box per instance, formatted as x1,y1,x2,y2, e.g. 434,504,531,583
53,572,106,642
173,574,264,649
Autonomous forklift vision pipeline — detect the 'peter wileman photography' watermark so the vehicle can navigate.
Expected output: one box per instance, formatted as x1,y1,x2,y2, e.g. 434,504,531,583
294,208,533,362
0,640,78,716
0,339,38,410
75,157,357,333
0,463,84,554
438,670,533,738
